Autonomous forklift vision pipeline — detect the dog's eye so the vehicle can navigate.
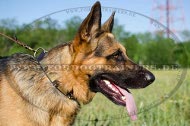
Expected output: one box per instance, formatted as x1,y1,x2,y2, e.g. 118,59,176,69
107,50,126,62
112,52,120,59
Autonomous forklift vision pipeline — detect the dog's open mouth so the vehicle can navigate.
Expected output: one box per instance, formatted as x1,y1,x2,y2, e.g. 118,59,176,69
90,76,137,120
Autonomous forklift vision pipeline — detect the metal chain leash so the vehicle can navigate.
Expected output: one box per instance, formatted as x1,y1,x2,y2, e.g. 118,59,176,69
0,32,47,58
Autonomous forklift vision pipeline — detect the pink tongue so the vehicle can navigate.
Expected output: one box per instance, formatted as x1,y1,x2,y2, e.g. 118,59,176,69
118,87,137,121
124,92,137,120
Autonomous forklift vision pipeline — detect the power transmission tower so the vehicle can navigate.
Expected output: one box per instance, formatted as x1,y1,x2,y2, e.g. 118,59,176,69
152,0,185,38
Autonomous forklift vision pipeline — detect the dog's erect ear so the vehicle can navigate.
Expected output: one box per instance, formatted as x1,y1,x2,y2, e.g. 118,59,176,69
102,11,115,33
75,1,101,42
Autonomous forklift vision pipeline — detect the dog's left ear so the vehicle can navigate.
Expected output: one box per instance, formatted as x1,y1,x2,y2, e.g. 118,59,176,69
102,11,115,33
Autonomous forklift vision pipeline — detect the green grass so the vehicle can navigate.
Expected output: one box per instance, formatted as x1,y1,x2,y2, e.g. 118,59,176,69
74,69,190,126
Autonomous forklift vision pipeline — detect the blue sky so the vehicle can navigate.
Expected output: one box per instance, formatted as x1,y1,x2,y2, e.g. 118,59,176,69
0,0,190,40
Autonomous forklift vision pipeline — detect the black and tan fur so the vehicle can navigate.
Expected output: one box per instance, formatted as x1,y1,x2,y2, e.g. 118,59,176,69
0,2,154,126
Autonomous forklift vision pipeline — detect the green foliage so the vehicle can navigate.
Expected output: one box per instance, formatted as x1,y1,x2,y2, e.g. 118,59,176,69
112,20,130,42
62,16,82,42
122,35,141,63
0,17,189,67
144,38,176,66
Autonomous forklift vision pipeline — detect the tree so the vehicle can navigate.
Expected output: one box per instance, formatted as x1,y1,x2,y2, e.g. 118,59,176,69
144,38,176,67
61,16,82,42
180,30,190,41
122,35,141,63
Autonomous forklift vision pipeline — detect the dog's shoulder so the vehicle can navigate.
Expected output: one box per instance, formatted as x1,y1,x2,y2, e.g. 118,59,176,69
9,53,37,63
0,56,9,72
0,53,39,74
1,53,36,63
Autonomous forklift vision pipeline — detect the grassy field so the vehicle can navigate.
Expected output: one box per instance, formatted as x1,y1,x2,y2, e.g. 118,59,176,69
74,69,190,126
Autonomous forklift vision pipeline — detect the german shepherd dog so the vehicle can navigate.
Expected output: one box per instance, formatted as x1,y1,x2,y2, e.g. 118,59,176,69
0,1,155,126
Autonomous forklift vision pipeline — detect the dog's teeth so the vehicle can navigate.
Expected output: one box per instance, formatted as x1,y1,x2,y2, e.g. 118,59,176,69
121,96,126,100
112,88,116,92
112,88,119,93
103,80,113,88
103,80,110,85
103,80,120,93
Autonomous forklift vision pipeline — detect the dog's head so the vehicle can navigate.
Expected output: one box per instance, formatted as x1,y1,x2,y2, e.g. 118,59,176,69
70,1,155,119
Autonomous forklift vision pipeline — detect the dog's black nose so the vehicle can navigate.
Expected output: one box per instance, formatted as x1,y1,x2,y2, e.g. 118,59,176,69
145,72,155,84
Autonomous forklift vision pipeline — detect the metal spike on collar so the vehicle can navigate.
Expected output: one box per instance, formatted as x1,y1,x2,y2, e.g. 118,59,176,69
66,90,75,100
